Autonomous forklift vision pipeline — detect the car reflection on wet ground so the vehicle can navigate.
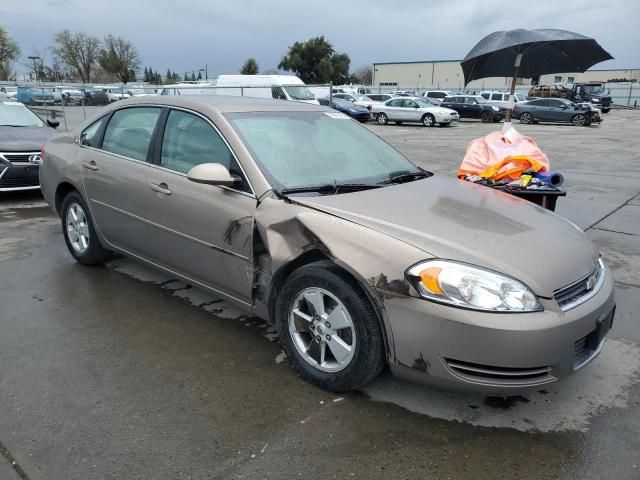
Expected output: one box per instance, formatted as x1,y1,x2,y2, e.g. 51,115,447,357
1,109,639,479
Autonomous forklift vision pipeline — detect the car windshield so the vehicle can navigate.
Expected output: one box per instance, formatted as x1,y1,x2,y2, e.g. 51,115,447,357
0,100,44,127
583,84,605,94
226,111,421,191
415,98,436,107
283,86,315,100
474,97,490,104
354,94,372,101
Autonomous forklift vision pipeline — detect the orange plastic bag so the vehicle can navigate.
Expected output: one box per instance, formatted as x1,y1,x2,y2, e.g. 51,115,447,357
457,130,550,181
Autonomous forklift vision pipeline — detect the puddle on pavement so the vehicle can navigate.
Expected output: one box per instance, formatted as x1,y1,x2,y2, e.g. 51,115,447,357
0,206,54,223
108,257,640,434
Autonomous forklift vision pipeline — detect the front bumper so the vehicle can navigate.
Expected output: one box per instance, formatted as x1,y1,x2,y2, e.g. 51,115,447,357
435,113,460,123
383,268,615,394
0,163,41,191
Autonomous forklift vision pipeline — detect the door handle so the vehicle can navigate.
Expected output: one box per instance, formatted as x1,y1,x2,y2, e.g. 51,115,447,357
150,182,172,195
82,160,99,171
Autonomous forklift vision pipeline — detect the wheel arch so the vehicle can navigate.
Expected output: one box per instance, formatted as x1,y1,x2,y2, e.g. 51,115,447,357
266,249,392,362
54,180,82,216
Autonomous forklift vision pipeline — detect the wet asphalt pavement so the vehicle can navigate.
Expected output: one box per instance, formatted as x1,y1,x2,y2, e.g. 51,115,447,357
1,108,639,479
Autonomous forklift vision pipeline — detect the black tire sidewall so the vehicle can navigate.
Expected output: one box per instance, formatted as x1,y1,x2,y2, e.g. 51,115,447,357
422,114,435,127
377,113,388,125
481,111,493,123
275,262,385,392
61,191,110,265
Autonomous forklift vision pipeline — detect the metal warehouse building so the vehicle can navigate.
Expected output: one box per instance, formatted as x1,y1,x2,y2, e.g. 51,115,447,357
372,59,639,91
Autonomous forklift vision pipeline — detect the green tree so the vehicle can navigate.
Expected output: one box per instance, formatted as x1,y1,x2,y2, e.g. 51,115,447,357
143,66,149,82
197,71,202,80
0,26,21,80
98,34,140,84
278,36,351,84
240,57,259,75
51,30,101,83
190,72,196,81
183,72,188,81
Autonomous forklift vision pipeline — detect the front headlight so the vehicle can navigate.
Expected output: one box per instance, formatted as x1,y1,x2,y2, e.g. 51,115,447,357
592,98,599,102
491,106,499,111
406,260,542,312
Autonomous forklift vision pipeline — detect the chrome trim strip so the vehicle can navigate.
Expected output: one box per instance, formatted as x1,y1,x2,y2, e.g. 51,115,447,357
0,185,40,192
573,338,605,370
91,199,250,261
557,259,606,312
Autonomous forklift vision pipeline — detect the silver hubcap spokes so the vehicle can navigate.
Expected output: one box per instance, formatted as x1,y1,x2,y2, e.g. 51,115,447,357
288,287,356,373
378,114,386,124
66,203,90,254
424,116,433,126
522,113,531,124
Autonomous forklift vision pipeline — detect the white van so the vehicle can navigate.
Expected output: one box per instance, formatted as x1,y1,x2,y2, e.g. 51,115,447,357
215,75,319,105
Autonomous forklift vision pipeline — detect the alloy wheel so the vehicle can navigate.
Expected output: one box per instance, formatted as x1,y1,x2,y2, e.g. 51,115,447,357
377,113,388,125
288,287,356,373
66,203,90,254
520,112,533,124
572,114,586,126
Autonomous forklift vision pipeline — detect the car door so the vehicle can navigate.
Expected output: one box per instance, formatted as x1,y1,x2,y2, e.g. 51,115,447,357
400,99,421,121
463,97,482,118
531,99,552,121
143,108,256,303
383,98,404,121
80,106,163,256
547,99,568,122
440,97,461,116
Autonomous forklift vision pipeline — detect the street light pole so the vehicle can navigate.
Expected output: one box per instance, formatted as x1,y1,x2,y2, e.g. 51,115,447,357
28,56,41,83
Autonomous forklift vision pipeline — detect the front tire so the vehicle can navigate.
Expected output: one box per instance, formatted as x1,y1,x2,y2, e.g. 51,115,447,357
481,111,493,123
520,112,533,124
275,261,385,392
572,114,587,126
61,191,111,265
376,113,388,125
421,114,435,127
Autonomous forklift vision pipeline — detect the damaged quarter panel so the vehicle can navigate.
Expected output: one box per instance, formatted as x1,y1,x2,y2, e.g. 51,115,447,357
254,195,432,360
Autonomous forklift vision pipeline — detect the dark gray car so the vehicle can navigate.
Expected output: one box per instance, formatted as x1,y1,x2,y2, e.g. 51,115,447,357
514,98,602,126
0,98,57,191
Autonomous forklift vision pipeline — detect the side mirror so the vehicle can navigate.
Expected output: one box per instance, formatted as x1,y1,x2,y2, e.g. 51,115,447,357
47,119,60,129
187,163,240,187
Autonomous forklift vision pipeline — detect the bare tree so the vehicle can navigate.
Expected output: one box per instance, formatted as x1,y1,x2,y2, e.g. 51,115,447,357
98,35,141,84
353,65,373,85
51,30,101,83
0,26,21,80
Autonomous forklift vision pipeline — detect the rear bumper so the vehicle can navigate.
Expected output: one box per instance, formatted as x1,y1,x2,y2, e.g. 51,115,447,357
383,267,615,394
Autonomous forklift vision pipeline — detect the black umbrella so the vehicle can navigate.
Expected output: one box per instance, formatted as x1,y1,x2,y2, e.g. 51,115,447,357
461,29,613,123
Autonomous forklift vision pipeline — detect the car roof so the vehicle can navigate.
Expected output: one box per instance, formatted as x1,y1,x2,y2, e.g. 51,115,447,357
112,95,332,114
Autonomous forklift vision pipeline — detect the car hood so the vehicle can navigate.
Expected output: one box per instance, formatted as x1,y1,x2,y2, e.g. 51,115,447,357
291,176,598,298
0,125,55,151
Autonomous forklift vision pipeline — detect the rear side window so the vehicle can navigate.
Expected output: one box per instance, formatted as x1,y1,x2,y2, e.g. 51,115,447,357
102,108,162,161
80,116,107,148
387,99,403,107
491,93,503,100
481,93,490,99
160,110,234,174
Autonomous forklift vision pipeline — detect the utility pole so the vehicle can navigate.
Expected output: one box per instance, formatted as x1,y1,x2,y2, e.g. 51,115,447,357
205,64,208,81
28,56,41,83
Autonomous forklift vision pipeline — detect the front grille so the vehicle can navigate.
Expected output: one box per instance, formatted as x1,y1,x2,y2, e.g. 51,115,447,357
554,260,604,311
0,152,40,164
0,177,40,189
443,357,554,386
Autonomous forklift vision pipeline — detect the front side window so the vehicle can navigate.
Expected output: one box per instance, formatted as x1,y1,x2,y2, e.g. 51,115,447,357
402,99,417,108
491,93,502,100
480,93,490,99
161,110,234,175
102,107,162,161
226,111,420,191
80,116,107,148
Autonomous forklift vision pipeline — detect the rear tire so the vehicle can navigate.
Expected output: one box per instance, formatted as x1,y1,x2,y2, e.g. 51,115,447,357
421,114,435,127
61,191,111,265
275,261,385,392
481,111,493,123
377,113,388,125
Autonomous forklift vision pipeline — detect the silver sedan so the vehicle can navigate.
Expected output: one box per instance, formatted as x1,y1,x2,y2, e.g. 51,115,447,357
371,97,460,127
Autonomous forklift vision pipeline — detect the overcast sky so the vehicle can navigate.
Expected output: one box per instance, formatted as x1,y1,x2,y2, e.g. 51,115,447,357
1,0,638,78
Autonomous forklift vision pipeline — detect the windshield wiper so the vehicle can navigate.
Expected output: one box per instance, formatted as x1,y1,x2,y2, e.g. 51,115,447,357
280,183,383,195
379,170,433,185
